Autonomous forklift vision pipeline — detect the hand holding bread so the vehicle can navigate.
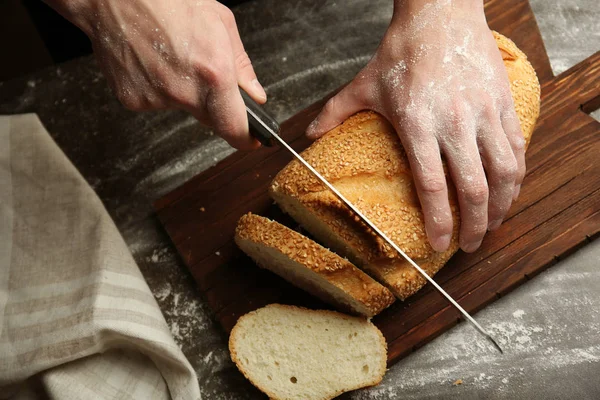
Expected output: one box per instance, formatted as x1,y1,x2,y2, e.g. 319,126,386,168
267,31,539,301
307,0,530,254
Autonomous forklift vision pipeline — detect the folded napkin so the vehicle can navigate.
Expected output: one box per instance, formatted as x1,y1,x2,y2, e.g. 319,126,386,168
0,114,200,399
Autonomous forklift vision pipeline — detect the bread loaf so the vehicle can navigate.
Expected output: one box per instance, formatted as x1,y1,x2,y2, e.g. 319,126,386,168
235,213,395,317
229,304,387,400
269,32,541,300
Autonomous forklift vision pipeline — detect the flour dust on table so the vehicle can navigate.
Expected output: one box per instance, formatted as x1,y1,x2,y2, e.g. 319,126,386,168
353,240,600,399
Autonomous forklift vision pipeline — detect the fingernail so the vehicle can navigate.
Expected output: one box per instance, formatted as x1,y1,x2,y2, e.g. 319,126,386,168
513,184,521,201
306,118,320,139
488,219,502,231
252,79,267,101
462,240,482,253
432,234,452,252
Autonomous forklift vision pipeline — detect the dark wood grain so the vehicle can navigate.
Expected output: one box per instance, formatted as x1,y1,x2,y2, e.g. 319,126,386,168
154,0,600,365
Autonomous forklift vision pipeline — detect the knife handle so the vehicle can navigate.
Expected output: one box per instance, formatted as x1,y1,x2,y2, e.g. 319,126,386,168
240,89,276,147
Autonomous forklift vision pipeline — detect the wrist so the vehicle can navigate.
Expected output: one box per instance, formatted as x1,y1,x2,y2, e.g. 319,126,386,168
392,0,485,25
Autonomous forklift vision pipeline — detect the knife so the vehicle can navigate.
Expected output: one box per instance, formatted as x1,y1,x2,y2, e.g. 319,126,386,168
240,89,503,354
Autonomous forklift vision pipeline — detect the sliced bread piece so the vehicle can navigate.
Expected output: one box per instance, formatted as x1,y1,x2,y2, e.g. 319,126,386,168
235,213,395,317
269,32,541,300
229,304,387,400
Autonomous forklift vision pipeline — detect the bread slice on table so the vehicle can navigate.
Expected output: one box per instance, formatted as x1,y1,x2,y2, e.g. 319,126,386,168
269,32,541,300
235,213,395,317
229,304,387,400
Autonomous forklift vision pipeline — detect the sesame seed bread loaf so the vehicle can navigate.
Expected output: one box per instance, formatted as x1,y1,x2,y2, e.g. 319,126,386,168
269,32,541,300
229,304,387,400
235,213,395,317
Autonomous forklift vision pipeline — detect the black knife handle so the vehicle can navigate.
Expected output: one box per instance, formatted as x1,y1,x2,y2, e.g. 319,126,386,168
240,89,277,147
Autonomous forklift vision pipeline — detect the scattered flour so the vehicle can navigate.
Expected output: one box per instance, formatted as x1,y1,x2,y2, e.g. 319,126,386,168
360,386,399,399
353,240,600,399
152,282,172,302
353,247,600,399
203,351,214,364
162,291,211,345
489,320,542,351
136,137,235,196
265,55,372,92
387,60,407,89
147,247,170,263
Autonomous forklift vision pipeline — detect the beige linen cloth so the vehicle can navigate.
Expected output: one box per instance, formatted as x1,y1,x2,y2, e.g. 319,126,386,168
0,114,201,399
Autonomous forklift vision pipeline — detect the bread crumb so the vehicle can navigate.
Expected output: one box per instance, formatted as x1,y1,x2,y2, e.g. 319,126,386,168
453,379,463,386
215,251,221,256
200,207,206,212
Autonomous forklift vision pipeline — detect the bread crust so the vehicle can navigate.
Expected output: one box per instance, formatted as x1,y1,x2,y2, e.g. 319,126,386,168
235,213,395,316
229,304,388,400
492,31,541,147
270,32,541,300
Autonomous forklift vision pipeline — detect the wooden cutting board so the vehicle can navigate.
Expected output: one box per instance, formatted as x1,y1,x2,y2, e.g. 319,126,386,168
155,0,600,364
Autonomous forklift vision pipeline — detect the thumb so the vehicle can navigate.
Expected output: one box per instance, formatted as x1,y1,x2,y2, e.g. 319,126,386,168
306,83,366,139
221,10,267,104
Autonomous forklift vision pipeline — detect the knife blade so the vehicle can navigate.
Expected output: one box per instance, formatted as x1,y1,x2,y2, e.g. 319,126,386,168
240,89,503,354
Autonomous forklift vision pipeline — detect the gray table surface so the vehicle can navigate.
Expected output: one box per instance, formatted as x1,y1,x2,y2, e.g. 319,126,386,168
0,0,598,398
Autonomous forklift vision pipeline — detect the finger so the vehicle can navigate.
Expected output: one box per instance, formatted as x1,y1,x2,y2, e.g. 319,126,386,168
441,125,489,253
500,105,526,200
218,6,267,104
189,14,259,151
306,82,366,139
397,118,453,252
205,83,260,151
478,111,518,231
